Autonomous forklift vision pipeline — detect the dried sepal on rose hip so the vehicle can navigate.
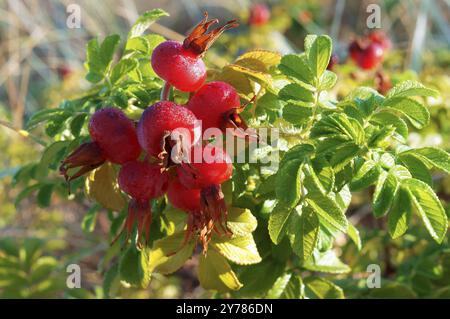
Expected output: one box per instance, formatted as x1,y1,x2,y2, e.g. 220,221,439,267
114,160,169,246
60,107,141,183
151,12,238,92
170,144,233,253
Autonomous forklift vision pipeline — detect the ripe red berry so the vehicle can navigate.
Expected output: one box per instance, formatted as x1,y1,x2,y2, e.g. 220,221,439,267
167,179,201,212
357,42,384,70
151,13,238,92
151,40,207,92
89,107,141,164
177,144,233,189
248,4,270,26
186,81,241,131
137,101,199,158
118,161,168,201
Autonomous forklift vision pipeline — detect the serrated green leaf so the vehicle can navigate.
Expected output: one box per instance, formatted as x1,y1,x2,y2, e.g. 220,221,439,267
128,9,169,38
36,140,70,181
279,83,315,102
347,222,362,250
388,187,412,239
211,234,261,265
149,232,195,275
319,70,337,90
303,250,351,274
386,80,439,99
306,191,348,233
373,170,399,217
81,205,98,233
304,276,344,299
384,97,430,129
305,35,332,79
266,273,304,299
279,54,314,85
289,207,319,262
227,208,257,237
110,58,139,84
407,147,450,174
276,159,303,207
403,178,448,243
370,111,408,140
282,102,314,125
399,153,433,185
198,250,243,292
350,160,380,191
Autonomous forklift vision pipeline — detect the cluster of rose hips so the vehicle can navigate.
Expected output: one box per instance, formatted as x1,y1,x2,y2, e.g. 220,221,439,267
60,13,244,252
348,31,391,70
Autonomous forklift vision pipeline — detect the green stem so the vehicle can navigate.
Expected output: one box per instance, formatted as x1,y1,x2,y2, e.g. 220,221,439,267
160,82,172,101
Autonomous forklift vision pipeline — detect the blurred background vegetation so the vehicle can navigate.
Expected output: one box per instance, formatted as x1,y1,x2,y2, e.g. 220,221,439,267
0,0,449,298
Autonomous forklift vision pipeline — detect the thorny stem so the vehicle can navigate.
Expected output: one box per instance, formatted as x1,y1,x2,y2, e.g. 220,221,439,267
160,81,172,101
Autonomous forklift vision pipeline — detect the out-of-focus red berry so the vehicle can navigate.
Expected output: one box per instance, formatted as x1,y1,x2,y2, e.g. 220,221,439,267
248,4,270,26
327,53,339,70
357,42,384,70
369,31,392,51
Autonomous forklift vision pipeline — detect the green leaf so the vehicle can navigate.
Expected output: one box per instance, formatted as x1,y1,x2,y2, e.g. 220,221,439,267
279,54,315,85
103,263,120,298
347,222,362,250
305,191,348,233
276,159,303,207
370,111,408,141
288,207,319,262
408,147,450,174
266,273,304,299
119,246,151,288
81,205,98,233
403,178,448,243
386,80,439,99
330,143,361,171
268,203,294,244
350,160,380,191
279,143,315,167
399,153,433,185
149,232,195,275
128,9,169,38
125,36,150,54
70,113,88,137
198,250,243,292
319,70,337,90
368,281,417,299
311,113,365,144
85,35,120,83
304,35,332,79
384,97,430,129
303,250,351,274
211,234,261,265
373,170,399,217
227,208,257,237
257,92,284,111
304,276,344,299
388,187,412,239
279,83,315,102
36,140,70,181
110,58,139,84
37,184,53,208
282,102,314,125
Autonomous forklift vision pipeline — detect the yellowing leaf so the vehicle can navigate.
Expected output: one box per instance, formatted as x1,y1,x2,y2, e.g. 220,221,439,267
225,64,271,87
215,68,254,97
211,234,261,265
227,208,258,237
149,232,195,275
236,50,282,68
85,163,126,211
198,250,243,292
